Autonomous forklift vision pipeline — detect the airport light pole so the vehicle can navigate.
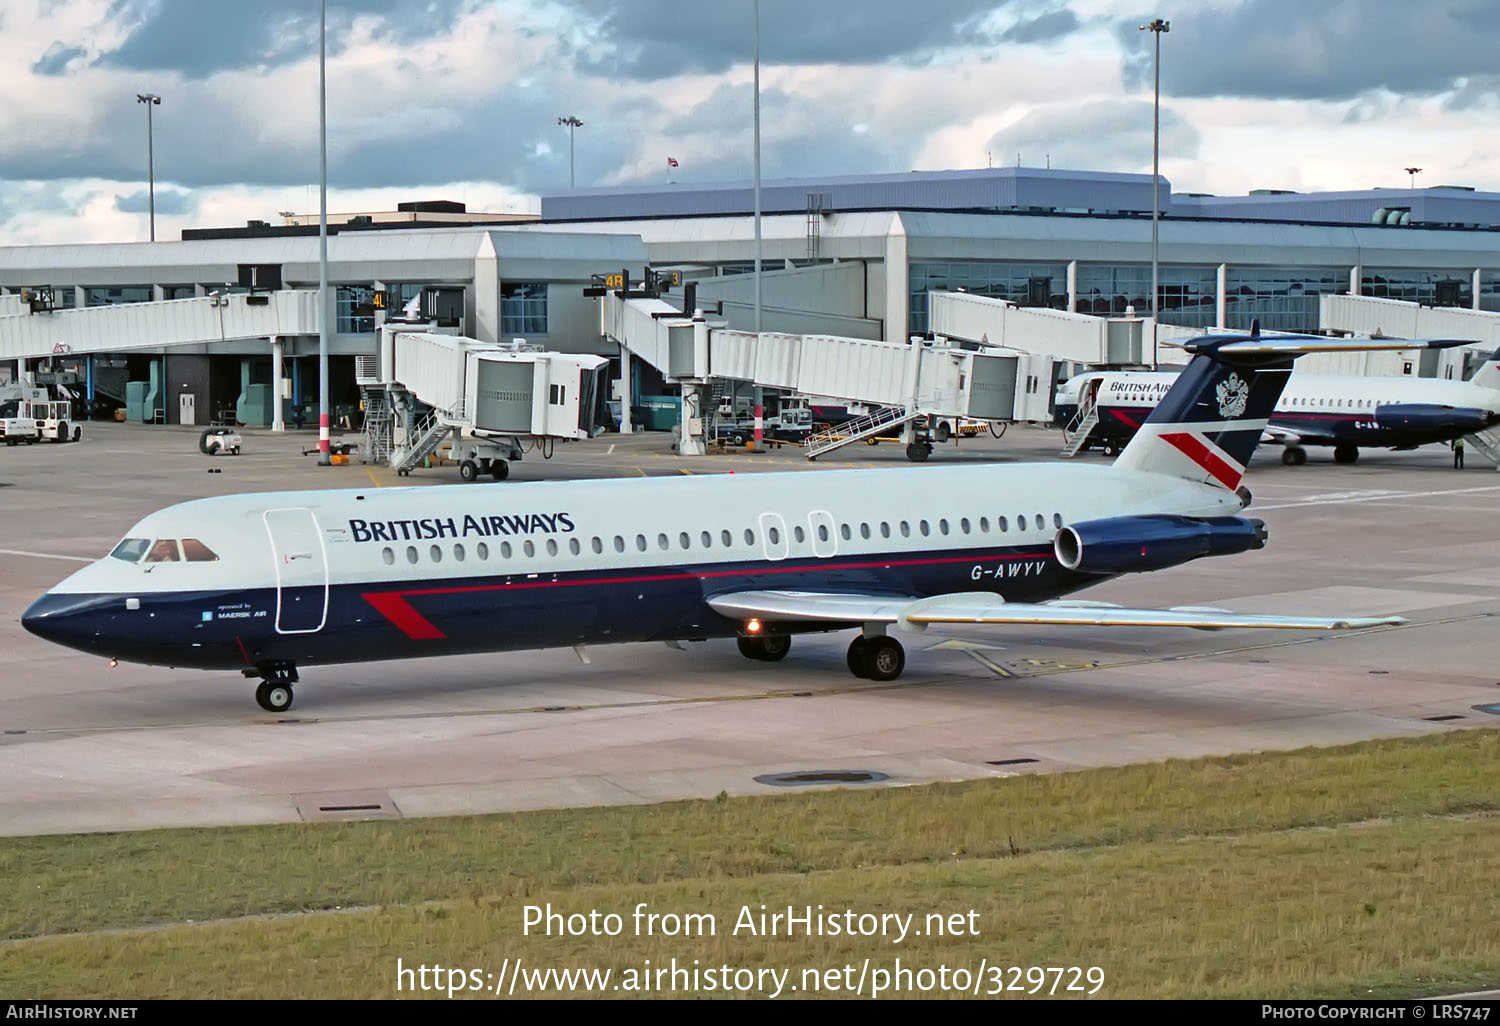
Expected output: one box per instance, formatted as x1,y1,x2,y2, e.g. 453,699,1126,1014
1139,18,1168,366
317,0,330,466
135,93,161,241
558,116,583,189
751,0,764,449
1405,166,1422,188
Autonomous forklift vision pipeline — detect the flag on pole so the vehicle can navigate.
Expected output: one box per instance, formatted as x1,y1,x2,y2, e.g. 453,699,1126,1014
667,156,679,167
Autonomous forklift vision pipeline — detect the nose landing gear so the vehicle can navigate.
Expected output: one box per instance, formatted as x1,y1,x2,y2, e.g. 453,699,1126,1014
248,664,298,712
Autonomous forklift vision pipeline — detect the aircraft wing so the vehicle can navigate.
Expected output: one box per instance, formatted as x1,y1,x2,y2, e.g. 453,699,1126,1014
1260,425,1304,445
707,590,1405,633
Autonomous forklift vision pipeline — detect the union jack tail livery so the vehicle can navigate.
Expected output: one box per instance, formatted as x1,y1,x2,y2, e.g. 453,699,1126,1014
1113,323,1471,494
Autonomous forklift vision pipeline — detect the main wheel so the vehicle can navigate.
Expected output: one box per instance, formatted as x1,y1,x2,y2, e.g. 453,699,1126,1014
490,460,510,481
1282,447,1308,466
459,459,479,482
1102,440,1119,457
255,680,294,713
1333,444,1359,465
863,637,906,682
737,635,791,662
846,637,871,678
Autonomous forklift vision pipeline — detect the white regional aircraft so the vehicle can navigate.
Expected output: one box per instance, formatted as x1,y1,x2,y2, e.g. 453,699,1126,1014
23,330,1455,713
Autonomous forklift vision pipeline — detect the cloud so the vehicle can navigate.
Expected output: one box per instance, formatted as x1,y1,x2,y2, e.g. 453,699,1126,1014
97,0,470,79
999,8,1079,44
986,99,1200,173
564,0,1008,80
32,43,87,75
113,187,194,215
1116,0,1500,102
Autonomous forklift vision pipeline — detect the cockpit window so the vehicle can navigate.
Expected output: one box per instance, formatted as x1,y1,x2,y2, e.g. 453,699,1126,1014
180,539,219,562
144,539,181,563
110,538,151,562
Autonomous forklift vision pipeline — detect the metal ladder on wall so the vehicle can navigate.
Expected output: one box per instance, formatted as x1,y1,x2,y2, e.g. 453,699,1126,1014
393,410,451,474
361,387,393,466
1464,426,1500,470
805,406,920,460
1059,396,1100,458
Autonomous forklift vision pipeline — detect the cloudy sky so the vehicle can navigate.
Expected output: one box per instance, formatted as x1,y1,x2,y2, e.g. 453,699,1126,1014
2,0,1496,245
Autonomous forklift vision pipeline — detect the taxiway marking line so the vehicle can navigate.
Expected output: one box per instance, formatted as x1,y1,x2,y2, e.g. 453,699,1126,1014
0,547,92,563
1254,484,1500,511
364,468,383,488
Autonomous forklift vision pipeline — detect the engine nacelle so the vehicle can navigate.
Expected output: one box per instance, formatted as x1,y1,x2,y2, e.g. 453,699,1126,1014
1054,515,1267,575
1374,403,1494,435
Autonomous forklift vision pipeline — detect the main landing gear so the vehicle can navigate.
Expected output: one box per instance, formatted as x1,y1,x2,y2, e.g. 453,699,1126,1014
1333,443,1359,465
248,664,298,713
1281,445,1308,466
737,635,791,661
846,634,905,682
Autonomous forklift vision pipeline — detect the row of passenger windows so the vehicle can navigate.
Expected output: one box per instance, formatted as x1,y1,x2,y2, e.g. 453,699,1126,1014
1283,397,1383,410
377,513,1067,566
110,537,220,563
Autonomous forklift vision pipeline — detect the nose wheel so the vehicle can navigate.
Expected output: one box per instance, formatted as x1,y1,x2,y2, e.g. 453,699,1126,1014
251,665,298,713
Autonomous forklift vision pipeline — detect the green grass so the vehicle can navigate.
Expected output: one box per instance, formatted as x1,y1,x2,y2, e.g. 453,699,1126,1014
1,730,1498,998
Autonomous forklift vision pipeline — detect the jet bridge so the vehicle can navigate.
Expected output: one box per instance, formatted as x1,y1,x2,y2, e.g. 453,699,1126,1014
359,323,610,480
596,277,1041,461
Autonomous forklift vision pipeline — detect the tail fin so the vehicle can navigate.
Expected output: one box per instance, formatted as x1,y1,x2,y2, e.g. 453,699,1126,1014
1469,347,1500,390
1113,326,1472,492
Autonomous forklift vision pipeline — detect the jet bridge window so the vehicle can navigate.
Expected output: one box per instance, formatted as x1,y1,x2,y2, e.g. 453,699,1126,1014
110,538,151,562
144,539,181,563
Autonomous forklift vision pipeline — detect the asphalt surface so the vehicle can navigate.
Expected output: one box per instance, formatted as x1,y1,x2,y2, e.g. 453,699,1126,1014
1,421,1496,835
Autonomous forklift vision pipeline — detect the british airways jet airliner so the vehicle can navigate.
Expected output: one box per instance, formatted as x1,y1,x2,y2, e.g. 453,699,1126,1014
1056,349,1500,465
23,331,1456,713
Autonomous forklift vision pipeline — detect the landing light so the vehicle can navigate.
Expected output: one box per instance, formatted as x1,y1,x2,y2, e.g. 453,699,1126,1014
746,619,763,634
109,658,118,668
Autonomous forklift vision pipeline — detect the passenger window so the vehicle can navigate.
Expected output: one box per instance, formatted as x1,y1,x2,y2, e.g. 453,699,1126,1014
1053,513,1063,529
1035,514,1044,529
569,538,580,555
523,540,535,557
453,544,466,562
979,517,989,532
635,534,648,552
501,542,513,558
381,547,395,566
818,524,830,542
840,523,851,541
701,531,713,548
860,523,871,540
406,546,419,564
880,522,890,538
919,520,931,537
680,532,691,549
145,539,180,563
744,529,755,546
721,530,732,547
960,518,971,534
430,545,443,563
546,539,559,556
478,542,490,560
658,533,670,551
793,525,806,543
109,538,151,562
592,537,603,554
899,521,910,538
768,526,780,544
939,519,950,535
613,536,625,553
180,538,219,562
998,517,1008,532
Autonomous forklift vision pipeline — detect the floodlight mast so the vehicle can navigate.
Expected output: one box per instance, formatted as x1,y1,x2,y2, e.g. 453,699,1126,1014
1139,18,1169,366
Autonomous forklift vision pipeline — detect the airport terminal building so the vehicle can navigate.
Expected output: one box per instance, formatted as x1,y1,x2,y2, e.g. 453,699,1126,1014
3,167,1499,425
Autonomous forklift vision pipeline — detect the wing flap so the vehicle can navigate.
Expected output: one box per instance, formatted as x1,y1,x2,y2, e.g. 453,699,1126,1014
708,590,1405,633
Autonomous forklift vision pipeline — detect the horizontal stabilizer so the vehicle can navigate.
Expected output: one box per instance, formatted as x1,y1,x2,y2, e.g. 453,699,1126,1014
708,590,1406,634
1169,335,1475,359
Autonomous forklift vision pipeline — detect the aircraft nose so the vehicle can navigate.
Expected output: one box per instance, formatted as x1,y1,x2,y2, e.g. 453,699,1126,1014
21,592,102,653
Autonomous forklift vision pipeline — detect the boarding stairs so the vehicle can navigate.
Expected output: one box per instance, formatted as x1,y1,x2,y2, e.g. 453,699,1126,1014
361,387,394,466
1059,399,1100,458
1464,426,1500,470
805,405,920,460
393,409,452,474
